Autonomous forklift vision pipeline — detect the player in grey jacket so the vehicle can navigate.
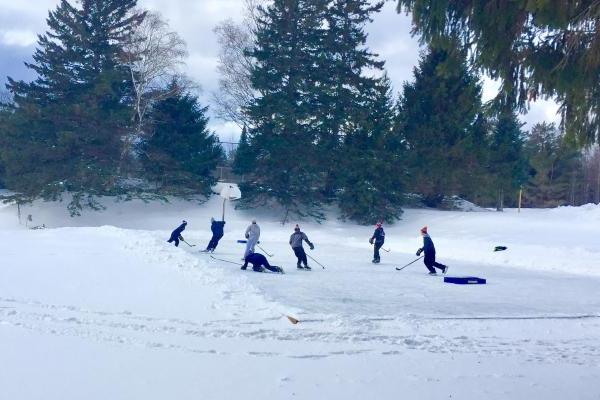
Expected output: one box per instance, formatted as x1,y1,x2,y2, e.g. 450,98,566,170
289,224,314,270
243,219,261,259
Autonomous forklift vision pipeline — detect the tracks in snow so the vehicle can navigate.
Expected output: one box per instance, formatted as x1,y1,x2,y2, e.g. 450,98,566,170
1,296,599,365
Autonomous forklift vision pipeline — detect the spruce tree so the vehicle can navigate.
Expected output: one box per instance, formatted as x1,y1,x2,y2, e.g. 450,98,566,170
141,87,225,197
242,0,328,221
1,0,143,214
232,125,254,176
338,76,405,224
488,109,529,210
397,0,600,144
399,45,486,207
316,0,385,198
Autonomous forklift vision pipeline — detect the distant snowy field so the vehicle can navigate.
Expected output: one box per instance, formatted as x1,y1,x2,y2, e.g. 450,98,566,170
0,197,598,400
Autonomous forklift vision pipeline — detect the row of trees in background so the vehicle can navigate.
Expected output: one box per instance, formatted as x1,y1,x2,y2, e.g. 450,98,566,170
0,0,224,214
218,0,600,223
0,0,598,221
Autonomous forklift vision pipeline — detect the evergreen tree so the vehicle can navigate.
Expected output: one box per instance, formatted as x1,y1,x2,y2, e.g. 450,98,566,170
1,0,143,214
397,0,600,144
141,87,225,197
400,45,486,207
316,0,385,198
242,0,328,221
232,125,254,176
488,109,529,210
525,122,583,207
337,76,405,224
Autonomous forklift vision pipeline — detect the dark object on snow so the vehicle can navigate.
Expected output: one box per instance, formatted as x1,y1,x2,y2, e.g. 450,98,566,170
444,276,487,285
205,217,225,252
241,253,283,273
237,240,261,244
167,220,187,247
494,246,508,252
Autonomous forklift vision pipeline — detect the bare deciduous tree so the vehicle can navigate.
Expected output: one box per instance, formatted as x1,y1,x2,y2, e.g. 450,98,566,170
212,0,266,127
124,11,188,132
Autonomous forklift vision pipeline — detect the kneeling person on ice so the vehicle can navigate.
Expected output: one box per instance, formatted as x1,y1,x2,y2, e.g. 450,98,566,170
289,224,314,270
167,220,187,247
416,226,448,275
241,253,284,274
369,222,385,263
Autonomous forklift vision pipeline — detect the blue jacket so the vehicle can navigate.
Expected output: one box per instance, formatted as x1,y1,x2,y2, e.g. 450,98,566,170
422,234,435,255
211,220,225,236
170,223,186,239
371,227,385,244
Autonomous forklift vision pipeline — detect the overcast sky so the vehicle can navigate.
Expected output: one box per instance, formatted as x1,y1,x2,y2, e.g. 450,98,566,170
0,0,560,143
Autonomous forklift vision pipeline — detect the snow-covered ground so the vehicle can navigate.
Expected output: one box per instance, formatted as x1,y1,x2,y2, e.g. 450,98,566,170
0,197,599,399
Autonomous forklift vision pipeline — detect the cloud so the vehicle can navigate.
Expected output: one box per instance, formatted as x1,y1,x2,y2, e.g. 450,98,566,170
1,30,37,47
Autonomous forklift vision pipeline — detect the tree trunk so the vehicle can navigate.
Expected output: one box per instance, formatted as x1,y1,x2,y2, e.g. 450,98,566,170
496,187,504,211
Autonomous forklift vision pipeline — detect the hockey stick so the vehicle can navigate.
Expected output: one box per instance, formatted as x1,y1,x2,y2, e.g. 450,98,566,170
307,254,326,269
372,242,390,252
256,244,274,257
395,256,424,271
210,255,243,266
181,239,196,247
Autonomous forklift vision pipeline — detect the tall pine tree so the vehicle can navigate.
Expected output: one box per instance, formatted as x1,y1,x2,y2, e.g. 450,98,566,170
488,109,529,210
316,0,385,198
242,0,328,221
1,0,143,214
141,86,225,197
337,76,405,223
399,45,486,207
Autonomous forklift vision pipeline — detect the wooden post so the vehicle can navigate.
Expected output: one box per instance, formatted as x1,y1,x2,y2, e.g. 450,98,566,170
518,187,523,213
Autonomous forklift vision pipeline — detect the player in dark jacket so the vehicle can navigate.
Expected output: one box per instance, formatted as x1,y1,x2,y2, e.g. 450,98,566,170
204,217,225,252
289,224,314,270
241,253,284,274
167,220,187,247
369,222,385,263
416,226,448,275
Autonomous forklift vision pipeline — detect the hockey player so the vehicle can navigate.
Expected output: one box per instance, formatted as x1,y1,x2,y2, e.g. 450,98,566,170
243,219,261,259
369,222,385,263
203,217,225,252
241,252,284,274
416,226,448,275
167,220,187,247
289,224,314,270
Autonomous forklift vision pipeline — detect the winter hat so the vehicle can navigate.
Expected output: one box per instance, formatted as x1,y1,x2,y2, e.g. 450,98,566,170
294,224,300,231
252,219,257,224
420,226,428,234
182,220,188,225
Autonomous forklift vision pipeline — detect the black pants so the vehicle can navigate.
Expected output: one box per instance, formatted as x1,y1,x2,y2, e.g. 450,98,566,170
373,241,383,260
207,234,223,251
293,247,308,267
167,236,180,247
245,260,279,273
424,253,445,273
